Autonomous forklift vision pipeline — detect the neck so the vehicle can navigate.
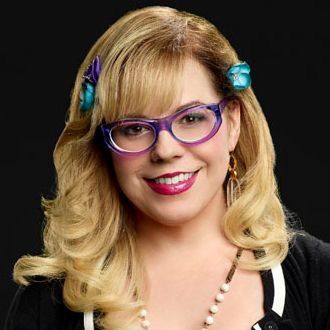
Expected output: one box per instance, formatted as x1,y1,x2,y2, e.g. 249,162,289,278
134,192,235,263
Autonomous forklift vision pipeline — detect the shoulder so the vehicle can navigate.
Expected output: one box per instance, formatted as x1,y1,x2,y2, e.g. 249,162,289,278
281,230,330,328
4,276,84,330
282,229,330,282
285,229,330,270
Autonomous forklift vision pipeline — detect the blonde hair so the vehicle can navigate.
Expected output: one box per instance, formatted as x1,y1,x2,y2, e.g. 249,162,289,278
13,6,298,329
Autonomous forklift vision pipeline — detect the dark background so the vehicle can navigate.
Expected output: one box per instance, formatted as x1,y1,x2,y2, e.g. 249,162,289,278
1,1,329,326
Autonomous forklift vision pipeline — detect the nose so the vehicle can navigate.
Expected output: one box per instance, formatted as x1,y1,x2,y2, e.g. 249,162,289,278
150,130,185,162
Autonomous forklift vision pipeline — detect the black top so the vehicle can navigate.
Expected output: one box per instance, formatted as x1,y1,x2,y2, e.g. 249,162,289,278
4,230,330,330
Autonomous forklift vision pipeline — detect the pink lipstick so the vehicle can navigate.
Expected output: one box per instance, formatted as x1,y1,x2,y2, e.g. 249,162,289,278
144,170,199,195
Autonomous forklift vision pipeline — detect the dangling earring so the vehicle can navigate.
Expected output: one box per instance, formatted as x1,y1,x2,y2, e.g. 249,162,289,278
226,152,241,208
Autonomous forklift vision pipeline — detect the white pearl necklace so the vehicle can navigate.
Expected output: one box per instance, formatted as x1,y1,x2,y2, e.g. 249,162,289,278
138,247,243,329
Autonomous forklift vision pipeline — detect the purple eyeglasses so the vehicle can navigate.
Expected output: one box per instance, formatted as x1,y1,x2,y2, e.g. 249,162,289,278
99,97,229,156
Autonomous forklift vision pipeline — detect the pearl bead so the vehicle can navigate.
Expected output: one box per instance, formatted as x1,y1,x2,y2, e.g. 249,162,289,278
210,304,219,314
220,283,230,292
139,309,147,318
205,315,214,325
141,319,151,329
215,293,225,302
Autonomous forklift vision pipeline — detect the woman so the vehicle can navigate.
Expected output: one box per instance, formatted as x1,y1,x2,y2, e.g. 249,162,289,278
5,5,330,330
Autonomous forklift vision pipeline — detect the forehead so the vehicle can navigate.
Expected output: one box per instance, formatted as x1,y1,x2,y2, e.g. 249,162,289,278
132,59,219,119
101,57,219,122
126,100,209,120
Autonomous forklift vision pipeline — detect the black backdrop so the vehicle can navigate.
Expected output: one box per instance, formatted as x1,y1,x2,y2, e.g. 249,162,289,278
1,1,329,326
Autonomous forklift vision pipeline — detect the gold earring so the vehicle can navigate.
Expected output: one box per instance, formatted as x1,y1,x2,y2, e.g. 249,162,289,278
226,152,241,207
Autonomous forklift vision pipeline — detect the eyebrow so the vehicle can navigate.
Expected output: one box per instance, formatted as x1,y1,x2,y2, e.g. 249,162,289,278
174,100,205,112
128,100,206,119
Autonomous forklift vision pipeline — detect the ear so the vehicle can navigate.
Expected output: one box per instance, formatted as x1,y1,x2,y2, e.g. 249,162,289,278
225,99,241,152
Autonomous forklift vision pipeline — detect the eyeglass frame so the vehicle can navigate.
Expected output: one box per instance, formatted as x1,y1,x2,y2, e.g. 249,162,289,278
98,97,229,156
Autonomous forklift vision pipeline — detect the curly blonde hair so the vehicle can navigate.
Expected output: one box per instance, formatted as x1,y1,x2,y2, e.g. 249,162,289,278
13,5,298,329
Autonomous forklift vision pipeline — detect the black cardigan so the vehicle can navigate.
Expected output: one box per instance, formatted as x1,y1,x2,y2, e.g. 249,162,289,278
4,230,330,330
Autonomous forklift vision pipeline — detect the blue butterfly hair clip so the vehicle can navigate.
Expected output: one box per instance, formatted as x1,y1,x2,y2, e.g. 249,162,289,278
226,62,251,91
79,55,102,112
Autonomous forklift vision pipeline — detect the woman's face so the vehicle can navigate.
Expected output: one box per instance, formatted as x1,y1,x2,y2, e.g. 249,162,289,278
110,58,240,226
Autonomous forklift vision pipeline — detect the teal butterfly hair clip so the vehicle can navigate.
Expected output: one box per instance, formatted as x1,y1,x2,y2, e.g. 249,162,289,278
226,62,251,91
79,55,102,112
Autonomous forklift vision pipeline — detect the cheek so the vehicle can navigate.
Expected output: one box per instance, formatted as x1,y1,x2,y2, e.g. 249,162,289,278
199,126,229,161
110,153,144,192
197,130,230,183
111,154,132,183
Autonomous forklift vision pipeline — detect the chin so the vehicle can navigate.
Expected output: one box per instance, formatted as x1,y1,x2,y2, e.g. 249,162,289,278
153,216,195,227
147,205,202,225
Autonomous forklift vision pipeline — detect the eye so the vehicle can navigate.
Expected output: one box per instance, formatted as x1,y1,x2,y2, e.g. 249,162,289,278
119,124,151,136
179,112,207,124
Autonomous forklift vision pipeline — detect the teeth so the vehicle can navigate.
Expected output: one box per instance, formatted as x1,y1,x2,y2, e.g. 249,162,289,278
154,172,194,184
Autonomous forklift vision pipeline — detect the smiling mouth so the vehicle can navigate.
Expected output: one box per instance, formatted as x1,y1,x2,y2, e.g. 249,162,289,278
144,170,200,195
145,170,200,185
